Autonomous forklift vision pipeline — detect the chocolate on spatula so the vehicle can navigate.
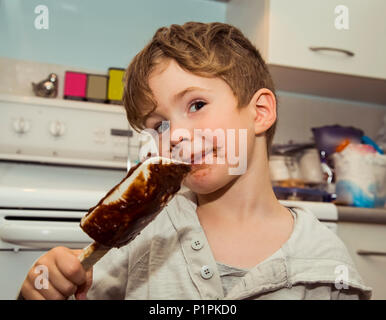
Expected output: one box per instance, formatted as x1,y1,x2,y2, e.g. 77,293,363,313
78,156,191,270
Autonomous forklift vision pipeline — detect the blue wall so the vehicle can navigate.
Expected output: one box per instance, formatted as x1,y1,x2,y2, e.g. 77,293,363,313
0,0,226,70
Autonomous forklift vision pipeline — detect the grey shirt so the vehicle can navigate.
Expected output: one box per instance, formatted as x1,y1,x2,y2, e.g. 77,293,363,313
216,209,297,297
85,190,372,300
217,262,249,297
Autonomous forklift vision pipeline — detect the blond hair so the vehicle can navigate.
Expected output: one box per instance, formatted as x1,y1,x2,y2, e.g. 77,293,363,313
123,22,277,152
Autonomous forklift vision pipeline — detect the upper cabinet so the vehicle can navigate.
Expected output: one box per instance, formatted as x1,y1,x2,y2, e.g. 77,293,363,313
226,0,386,80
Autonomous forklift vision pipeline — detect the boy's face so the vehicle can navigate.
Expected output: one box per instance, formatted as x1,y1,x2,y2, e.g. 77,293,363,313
146,59,257,194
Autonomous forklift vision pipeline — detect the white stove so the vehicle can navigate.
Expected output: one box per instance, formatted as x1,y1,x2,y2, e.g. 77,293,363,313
0,94,137,299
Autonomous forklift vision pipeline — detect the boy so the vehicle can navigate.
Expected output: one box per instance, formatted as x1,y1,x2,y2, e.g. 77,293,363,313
19,22,371,300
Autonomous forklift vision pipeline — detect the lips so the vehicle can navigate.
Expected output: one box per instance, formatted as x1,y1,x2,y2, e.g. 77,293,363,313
171,143,220,165
190,147,218,164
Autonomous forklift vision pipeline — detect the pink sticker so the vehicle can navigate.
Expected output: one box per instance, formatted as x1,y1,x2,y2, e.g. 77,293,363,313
64,72,87,97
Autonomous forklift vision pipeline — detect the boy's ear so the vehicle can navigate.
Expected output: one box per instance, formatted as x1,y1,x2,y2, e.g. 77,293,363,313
249,88,277,136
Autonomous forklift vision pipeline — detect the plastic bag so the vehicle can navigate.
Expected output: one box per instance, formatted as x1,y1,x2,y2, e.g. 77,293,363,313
375,114,386,153
332,144,386,208
312,125,364,159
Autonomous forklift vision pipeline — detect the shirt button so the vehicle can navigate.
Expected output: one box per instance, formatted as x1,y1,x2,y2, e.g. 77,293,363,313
191,239,203,250
200,265,213,279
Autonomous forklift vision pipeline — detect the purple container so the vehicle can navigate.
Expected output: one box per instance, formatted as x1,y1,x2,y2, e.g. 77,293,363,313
312,125,364,159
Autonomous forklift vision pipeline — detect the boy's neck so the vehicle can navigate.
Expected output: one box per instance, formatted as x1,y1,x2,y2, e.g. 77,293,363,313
195,141,283,223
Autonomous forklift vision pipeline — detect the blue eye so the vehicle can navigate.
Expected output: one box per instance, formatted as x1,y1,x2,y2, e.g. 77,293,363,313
154,121,170,134
189,101,206,113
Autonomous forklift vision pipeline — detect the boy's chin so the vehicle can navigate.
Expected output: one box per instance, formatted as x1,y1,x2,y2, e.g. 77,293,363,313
185,183,220,195
183,165,233,195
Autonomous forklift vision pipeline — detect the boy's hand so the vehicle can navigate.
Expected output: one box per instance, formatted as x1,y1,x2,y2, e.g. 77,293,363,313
20,247,93,300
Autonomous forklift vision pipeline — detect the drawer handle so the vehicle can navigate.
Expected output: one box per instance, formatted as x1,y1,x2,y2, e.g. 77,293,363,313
357,249,386,256
309,46,355,57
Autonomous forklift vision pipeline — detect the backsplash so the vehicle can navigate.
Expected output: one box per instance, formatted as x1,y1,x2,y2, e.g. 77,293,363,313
0,57,103,98
0,0,226,70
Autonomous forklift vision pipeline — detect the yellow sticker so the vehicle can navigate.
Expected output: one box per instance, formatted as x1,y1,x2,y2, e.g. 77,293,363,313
108,69,125,101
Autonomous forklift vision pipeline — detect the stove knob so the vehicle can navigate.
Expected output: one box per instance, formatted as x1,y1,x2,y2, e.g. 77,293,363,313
13,118,30,134
49,120,66,137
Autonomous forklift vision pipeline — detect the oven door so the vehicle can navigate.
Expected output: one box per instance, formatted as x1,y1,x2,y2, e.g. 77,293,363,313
0,209,92,300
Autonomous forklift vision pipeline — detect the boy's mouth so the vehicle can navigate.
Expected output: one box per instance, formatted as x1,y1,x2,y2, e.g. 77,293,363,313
190,147,218,165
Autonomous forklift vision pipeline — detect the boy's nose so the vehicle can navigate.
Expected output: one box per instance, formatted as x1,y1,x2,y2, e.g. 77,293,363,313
169,122,191,147
169,124,192,161
170,135,190,153
170,136,183,148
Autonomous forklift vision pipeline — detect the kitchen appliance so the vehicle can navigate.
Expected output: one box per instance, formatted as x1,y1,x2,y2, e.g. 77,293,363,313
269,144,324,187
269,154,302,183
0,93,139,299
298,148,324,185
269,155,291,181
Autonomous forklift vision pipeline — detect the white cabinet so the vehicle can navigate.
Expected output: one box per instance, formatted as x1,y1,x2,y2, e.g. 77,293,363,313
226,0,386,80
337,222,386,300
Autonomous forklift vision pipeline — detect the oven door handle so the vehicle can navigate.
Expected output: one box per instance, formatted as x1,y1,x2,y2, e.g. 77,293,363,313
0,220,92,249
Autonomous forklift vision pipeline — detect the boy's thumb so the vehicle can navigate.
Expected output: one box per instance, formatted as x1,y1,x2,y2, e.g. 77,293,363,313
75,268,93,300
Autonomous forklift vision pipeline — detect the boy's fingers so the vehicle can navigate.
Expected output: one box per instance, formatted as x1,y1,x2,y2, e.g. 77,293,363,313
20,279,45,300
71,248,93,299
48,264,78,297
54,247,87,286
25,271,65,300
20,247,88,300
75,268,93,300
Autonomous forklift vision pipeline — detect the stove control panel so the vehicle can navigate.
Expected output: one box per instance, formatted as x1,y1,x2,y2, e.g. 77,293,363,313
0,95,141,168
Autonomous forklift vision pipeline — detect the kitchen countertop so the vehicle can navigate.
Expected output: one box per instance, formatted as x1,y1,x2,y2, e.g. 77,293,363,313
337,206,386,225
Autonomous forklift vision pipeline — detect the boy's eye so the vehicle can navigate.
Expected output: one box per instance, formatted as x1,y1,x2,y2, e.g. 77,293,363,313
154,120,170,134
188,101,206,113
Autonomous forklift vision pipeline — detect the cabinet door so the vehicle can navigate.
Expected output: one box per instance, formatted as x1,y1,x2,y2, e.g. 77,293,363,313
337,222,386,300
268,0,386,79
